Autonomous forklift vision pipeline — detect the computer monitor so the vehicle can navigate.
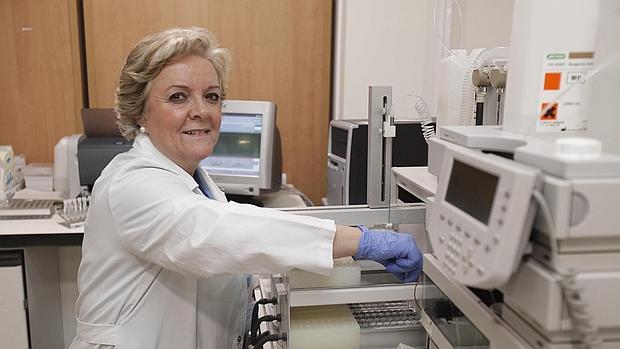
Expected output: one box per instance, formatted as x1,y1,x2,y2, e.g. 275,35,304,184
200,100,281,196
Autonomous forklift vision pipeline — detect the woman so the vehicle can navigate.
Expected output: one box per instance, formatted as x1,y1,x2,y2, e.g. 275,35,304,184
71,27,422,348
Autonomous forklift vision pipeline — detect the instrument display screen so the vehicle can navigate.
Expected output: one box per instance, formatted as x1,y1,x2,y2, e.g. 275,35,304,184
445,159,499,225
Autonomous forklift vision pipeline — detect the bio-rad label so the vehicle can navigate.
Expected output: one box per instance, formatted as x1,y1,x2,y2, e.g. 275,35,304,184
537,51,594,133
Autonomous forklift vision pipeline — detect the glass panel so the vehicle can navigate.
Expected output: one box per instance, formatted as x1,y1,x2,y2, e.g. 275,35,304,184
422,277,490,349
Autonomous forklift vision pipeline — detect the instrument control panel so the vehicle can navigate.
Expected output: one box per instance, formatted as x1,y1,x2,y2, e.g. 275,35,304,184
428,144,541,288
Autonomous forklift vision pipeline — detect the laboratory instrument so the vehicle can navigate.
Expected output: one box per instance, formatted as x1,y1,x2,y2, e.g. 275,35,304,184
248,86,431,349
421,1,620,348
427,143,541,288
436,47,510,133
326,119,429,205
200,100,281,197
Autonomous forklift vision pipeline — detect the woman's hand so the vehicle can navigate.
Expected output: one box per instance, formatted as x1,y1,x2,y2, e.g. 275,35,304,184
353,225,423,283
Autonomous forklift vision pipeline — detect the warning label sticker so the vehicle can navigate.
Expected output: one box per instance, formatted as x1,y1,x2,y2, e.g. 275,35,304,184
537,51,594,133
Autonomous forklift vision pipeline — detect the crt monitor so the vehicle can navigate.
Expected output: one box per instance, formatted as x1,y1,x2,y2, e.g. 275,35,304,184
200,100,281,196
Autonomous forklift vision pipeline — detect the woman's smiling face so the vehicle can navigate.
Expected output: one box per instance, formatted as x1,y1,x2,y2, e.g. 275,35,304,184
144,54,222,174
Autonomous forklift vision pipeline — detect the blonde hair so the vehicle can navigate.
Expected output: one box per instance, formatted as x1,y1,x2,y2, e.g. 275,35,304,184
115,27,231,139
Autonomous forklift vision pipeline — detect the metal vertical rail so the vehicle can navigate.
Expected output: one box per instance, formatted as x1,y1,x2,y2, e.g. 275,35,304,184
367,86,393,209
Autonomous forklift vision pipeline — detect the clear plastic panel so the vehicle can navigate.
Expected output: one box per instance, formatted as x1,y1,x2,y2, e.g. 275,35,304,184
422,277,489,349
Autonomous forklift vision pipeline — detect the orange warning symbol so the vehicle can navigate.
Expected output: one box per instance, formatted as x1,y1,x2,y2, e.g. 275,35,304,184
544,72,561,90
540,102,558,120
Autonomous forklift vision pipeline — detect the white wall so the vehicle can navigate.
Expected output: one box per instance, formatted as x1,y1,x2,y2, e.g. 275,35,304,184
449,0,514,51
333,0,435,120
333,0,515,121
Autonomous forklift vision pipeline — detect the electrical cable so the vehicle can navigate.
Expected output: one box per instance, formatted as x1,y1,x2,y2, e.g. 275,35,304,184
253,333,286,349
250,314,281,346
252,331,271,347
532,190,603,349
249,297,278,345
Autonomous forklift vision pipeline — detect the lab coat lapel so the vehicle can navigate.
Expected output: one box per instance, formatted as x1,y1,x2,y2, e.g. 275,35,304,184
195,167,228,202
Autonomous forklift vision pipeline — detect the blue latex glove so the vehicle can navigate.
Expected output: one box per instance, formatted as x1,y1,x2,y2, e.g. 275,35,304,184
353,225,423,283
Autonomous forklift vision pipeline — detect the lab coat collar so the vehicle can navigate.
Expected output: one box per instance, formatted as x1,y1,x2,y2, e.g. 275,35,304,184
195,167,228,202
132,134,201,193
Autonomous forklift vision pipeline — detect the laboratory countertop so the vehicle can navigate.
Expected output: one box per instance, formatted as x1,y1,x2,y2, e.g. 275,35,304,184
0,215,83,247
0,187,306,248
392,166,437,204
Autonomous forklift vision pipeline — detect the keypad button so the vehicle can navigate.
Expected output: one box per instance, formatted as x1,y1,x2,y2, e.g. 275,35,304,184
467,258,474,268
493,234,500,244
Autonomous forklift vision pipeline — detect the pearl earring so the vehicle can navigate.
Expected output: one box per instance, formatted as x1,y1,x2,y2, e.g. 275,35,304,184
139,126,146,133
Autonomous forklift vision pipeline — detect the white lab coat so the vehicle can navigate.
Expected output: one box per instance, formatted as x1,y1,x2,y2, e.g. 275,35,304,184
70,134,336,349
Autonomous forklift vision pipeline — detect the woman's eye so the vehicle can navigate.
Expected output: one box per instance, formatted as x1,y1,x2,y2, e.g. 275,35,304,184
206,93,221,103
169,92,186,102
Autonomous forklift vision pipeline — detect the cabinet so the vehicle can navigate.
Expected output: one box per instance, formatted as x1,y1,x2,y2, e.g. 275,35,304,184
82,0,333,204
0,0,84,163
0,251,29,349
0,248,65,349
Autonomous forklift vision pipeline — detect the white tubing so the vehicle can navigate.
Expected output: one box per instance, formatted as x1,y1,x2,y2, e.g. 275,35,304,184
458,47,510,125
414,95,436,143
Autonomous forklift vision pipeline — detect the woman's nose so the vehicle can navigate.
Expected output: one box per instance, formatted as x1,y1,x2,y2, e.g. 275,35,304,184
189,96,210,119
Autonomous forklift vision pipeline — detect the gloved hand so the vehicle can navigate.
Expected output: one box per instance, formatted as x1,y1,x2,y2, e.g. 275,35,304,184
353,225,423,283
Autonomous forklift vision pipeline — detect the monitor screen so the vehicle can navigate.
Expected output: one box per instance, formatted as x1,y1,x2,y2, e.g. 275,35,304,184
200,113,262,176
445,159,499,225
